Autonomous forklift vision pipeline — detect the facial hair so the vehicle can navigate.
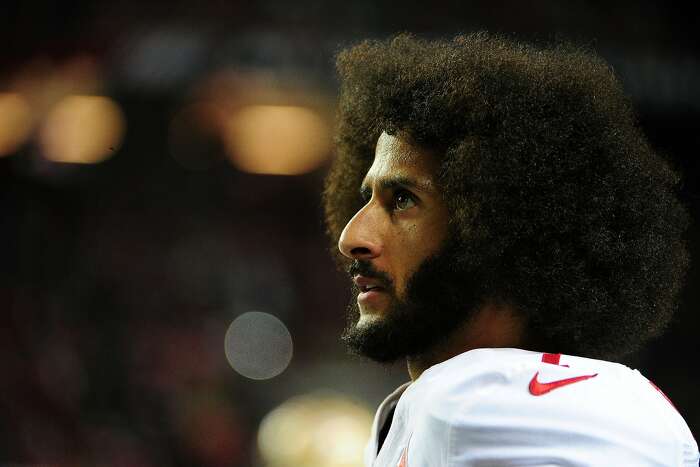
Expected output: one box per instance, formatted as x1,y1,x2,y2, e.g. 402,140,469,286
341,236,484,363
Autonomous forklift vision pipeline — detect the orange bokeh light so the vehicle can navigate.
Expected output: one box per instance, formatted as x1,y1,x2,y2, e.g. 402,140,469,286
39,95,126,164
0,93,34,156
222,104,330,175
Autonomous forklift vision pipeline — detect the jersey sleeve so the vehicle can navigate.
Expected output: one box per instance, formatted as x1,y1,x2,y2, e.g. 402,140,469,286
444,398,680,466
415,358,698,466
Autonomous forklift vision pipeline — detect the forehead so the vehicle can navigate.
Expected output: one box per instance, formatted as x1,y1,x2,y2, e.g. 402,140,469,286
364,132,439,184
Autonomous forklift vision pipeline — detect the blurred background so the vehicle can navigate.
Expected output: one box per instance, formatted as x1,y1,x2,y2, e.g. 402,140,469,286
0,1,698,466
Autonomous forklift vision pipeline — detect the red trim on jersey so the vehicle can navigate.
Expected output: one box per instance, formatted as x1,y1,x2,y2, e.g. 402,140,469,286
649,380,679,411
397,433,411,467
541,353,561,365
397,447,407,467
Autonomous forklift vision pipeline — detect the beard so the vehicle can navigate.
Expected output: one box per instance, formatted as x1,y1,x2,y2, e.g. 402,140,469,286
341,235,484,364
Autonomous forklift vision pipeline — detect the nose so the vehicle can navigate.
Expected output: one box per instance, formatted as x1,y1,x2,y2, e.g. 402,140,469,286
338,203,382,260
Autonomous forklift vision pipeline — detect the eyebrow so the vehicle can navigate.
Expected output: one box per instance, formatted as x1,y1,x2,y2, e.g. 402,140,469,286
360,175,434,198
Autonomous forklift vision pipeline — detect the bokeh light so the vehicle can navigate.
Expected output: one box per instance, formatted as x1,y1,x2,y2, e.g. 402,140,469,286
258,392,373,467
224,311,293,380
0,93,33,157
222,104,330,175
39,95,126,164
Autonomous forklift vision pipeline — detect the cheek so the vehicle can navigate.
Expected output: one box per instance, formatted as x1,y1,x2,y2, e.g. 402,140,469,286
390,216,448,293
392,226,429,290
404,222,443,255
395,225,421,261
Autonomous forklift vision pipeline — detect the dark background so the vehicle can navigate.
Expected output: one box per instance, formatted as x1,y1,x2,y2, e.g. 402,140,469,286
1,1,698,466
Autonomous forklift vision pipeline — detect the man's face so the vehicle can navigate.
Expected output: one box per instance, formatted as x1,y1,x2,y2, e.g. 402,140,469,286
338,132,478,363
339,131,449,314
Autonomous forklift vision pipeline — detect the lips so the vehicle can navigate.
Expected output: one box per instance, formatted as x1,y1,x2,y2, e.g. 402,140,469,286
353,275,386,293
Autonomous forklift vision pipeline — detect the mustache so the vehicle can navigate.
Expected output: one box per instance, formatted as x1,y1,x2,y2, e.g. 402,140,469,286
346,260,393,288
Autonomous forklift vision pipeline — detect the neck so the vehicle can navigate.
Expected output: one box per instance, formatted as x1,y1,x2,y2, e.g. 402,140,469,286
405,303,523,381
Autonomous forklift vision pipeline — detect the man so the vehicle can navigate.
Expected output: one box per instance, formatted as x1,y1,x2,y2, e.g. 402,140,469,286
323,33,698,466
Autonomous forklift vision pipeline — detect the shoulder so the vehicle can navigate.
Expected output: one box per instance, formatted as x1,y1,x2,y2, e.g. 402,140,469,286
406,348,698,466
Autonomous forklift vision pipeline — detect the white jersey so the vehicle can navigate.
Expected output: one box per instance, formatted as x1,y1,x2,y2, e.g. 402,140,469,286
365,348,698,466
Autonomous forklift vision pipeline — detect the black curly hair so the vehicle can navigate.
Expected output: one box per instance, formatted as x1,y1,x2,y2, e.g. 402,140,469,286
323,33,690,359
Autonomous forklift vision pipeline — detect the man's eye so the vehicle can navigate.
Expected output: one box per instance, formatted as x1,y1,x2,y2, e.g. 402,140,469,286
394,191,416,211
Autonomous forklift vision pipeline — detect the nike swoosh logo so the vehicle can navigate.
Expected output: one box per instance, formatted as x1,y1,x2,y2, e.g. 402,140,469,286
529,371,598,396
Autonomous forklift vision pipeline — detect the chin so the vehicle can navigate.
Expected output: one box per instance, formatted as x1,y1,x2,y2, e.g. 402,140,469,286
356,311,382,327
358,301,386,315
